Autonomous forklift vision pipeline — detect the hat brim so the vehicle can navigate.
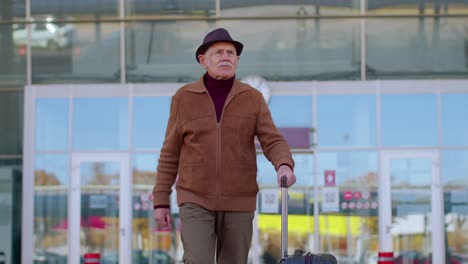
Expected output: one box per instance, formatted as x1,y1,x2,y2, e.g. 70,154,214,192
196,40,243,63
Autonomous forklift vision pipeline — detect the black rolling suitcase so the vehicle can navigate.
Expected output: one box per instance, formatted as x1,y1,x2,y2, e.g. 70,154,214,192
279,176,337,264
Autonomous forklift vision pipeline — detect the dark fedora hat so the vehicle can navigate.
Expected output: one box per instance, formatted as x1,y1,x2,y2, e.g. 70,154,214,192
195,28,243,63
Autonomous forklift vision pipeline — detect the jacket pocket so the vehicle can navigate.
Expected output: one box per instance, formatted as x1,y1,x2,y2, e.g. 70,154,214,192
224,161,258,195
178,162,215,194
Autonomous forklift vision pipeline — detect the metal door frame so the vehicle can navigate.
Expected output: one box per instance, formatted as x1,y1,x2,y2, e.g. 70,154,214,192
380,149,444,264
70,152,131,264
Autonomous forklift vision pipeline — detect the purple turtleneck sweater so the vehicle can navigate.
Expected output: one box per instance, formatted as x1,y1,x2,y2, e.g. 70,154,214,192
204,72,235,122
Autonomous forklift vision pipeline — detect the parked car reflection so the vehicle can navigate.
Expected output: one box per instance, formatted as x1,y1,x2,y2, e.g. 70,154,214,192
33,250,67,264
13,15,76,50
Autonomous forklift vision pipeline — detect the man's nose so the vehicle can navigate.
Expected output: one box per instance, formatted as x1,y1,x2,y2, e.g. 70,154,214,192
220,52,231,60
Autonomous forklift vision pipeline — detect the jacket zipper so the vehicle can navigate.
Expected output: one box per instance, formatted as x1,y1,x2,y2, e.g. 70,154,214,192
206,88,236,203
217,95,234,197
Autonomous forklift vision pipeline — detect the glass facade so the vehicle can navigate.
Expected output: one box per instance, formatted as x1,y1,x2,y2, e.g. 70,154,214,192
442,150,468,262
0,159,22,264
23,84,468,263
381,94,438,147
366,18,468,79
0,90,23,155
1,0,467,263
316,151,378,263
34,154,69,263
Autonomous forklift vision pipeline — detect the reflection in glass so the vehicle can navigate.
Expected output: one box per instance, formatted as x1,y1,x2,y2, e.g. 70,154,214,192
390,158,432,263
316,151,378,262
317,94,376,147
232,19,360,81
36,98,69,151
221,1,360,16
133,96,171,149
31,1,119,18
73,98,128,151
381,94,437,147
367,1,468,15
366,18,468,79
442,151,468,261
442,93,468,146
125,19,361,82
0,25,26,86
257,153,314,263
132,154,180,263
269,96,312,127
31,23,121,83
125,22,206,83
0,0,25,20
126,0,215,16
133,154,157,185
34,154,69,263
0,159,22,264
257,153,313,186
79,161,120,262
0,91,23,155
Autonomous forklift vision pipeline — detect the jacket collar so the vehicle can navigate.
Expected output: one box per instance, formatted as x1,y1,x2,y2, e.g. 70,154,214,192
186,75,251,96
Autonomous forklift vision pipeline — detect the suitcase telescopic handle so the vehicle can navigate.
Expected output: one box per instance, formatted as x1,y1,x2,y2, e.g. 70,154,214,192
281,175,288,259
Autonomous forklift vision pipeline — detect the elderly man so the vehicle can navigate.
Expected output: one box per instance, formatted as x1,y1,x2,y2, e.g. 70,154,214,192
152,28,296,264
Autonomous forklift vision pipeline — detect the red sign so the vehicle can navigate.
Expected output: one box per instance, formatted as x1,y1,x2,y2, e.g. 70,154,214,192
354,191,362,200
324,170,336,186
344,191,353,200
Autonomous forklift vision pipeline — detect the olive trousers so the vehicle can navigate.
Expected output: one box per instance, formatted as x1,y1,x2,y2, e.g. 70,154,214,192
179,203,255,264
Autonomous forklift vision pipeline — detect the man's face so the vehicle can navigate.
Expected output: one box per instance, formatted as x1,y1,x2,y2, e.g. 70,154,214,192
198,42,239,80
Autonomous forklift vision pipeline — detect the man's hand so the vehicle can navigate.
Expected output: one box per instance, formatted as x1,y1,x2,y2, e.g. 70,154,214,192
153,208,172,229
277,165,296,188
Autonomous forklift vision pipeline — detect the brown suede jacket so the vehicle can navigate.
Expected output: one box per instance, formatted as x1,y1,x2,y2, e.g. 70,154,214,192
152,76,294,211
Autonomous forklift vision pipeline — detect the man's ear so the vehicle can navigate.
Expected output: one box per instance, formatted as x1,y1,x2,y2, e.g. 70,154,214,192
198,54,207,68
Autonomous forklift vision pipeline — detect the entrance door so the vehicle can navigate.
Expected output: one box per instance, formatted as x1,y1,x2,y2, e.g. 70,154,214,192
380,150,445,264
70,153,131,264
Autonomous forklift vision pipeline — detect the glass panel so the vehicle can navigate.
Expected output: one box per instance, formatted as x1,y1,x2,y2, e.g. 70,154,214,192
0,91,23,155
442,93,468,146
31,23,121,84
31,1,119,19
258,153,313,186
367,1,468,15
126,0,215,17
0,25,26,87
257,153,314,263
442,150,468,263
0,0,25,20
36,98,69,151
0,158,22,264
381,94,437,147
390,158,432,263
221,1,360,16
125,22,206,83
132,154,179,263
80,161,120,263
133,96,171,150
125,20,361,82
73,98,128,151
269,95,313,127
34,154,69,263
317,94,376,147
316,151,378,263
232,19,361,81
366,18,468,79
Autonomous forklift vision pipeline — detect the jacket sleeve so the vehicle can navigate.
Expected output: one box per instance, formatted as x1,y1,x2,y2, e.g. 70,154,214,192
255,94,295,171
152,94,182,207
